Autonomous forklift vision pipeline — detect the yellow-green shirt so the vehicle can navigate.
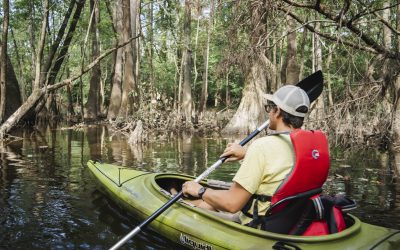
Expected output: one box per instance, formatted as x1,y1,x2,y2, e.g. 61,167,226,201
232,134,294,225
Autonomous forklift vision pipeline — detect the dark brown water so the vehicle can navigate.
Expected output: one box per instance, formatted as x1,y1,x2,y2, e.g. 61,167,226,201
0,125,399,249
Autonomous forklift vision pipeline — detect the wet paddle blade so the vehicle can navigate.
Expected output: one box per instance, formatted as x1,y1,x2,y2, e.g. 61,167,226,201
296,70,323,103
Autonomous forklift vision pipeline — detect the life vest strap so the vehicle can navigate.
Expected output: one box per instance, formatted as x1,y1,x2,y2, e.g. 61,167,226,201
241,194,271,220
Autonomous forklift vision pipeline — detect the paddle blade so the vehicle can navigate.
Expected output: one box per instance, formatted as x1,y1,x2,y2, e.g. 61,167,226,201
296,70,323,103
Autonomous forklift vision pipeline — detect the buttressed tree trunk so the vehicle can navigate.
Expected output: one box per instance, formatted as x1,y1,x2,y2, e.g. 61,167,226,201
222,53,274,134
84,0,102,121
181,0,193,123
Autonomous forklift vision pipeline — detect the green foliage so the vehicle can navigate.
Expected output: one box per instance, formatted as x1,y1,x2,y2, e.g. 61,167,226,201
3,0,400,134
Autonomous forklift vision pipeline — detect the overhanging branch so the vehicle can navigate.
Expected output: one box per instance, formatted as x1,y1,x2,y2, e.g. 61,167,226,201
280,0,399,60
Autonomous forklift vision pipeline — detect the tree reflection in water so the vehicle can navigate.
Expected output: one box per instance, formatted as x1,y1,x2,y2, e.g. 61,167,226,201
0,124,398,249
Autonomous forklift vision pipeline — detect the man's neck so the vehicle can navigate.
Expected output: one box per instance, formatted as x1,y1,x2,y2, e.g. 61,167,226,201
274,122,294,132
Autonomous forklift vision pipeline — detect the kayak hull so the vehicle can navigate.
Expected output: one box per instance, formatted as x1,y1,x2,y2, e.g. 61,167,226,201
87,160,400,250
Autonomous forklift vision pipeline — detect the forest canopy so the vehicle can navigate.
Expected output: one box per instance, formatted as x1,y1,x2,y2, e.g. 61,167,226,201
0,0,399,150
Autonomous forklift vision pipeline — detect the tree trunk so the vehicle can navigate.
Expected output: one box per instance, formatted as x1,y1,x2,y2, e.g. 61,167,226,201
84,0,101,121
199,46,209,116
41,0,76,87
391,3,400,174
222,53,274,134
326,46,334,106
10,28,26,102
199,0,214,118
309,21,325,121
107,0,124,120
118,0,138,118
181,0,193,123
33,0,49,91
0,0,9,123
4,55,22,121
132,0,140,98
33,0,85,120
148,1,154,99
28,1,36,89
298,26,308,81
225,71,231,106
280,35,287,84
66,65,75,117
285,16,299,84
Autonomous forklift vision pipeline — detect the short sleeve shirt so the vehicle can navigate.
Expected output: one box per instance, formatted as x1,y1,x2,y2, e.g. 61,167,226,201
232,134,294,225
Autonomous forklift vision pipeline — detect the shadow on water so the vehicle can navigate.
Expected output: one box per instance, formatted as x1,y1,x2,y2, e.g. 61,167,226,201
0,124,399,249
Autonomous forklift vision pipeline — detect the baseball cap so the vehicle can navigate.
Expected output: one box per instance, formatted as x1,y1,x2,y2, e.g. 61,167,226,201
264,85,310,117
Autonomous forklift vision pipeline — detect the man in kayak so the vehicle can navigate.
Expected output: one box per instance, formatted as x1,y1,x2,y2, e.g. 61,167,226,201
182,85,310,225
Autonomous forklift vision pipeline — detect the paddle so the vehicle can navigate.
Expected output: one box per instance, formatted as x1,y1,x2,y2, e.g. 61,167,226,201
109,70,324,250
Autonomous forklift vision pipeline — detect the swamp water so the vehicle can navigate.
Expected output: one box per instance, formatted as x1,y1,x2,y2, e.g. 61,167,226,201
0,125,399,249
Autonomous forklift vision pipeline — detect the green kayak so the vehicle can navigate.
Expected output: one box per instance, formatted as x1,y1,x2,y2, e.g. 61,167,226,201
87,160,400,250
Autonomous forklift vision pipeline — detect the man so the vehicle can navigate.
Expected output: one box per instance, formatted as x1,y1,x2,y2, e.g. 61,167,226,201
182,85,310,225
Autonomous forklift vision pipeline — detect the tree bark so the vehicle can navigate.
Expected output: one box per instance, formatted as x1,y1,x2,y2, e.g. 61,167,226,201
285,16,299,84
298,24,308,81
107,0,124,120
309,21,325,121
118,0,138,118
132,0,140,95
391,3,400,174
199,0,214,118
0,0,9,123
84,0,101,121
33,0,49,91
3,55,22,121
148,1,154,98
10,28,26,102
325,45,334,106
181,0,193,123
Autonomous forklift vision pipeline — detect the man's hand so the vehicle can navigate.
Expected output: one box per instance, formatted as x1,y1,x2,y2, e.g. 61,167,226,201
220,143,246,162
182,181,203,198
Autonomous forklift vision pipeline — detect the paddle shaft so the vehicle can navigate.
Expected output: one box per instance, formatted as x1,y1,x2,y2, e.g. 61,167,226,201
109,120,270,250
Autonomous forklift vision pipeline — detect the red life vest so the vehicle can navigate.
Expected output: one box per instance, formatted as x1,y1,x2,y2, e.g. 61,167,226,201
243,129,347,235
270,129,330,209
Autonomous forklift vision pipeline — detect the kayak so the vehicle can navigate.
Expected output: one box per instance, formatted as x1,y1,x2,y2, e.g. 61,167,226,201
87,160,400,250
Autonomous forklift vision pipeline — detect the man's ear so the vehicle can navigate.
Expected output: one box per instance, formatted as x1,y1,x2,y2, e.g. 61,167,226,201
275,107,282,118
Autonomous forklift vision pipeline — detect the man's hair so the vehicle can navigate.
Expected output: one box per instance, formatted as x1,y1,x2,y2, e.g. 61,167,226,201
280,106,308,128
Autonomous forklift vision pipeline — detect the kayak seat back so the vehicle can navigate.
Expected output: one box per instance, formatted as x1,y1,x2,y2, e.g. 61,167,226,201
254,192,354,236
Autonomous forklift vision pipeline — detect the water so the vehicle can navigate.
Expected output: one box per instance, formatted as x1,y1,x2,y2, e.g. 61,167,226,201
0,125,399,249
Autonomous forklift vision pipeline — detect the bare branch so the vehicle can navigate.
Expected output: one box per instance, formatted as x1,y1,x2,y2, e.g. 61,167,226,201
354,0,400,36
280,0,399,60
280,7,378,54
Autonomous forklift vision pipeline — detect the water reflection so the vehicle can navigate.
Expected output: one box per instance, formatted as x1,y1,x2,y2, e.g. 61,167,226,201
0,125,399,250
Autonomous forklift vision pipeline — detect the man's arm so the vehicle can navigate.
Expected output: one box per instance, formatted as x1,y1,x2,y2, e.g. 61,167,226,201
182,181,252,214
